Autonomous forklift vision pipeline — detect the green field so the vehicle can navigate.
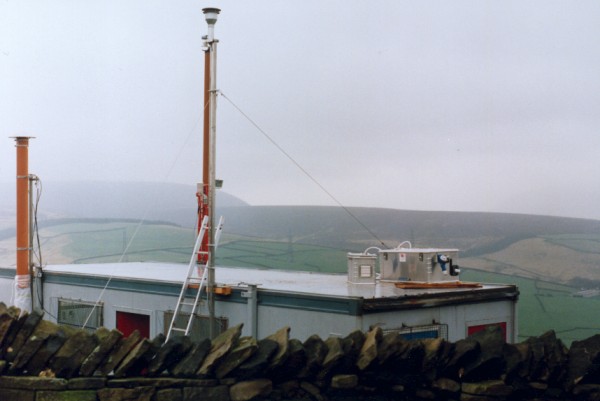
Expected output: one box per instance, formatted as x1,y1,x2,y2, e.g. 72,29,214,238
54,222,195,263
542,233,600,254
49,222,600,345
461,269,600,345
57,224,348,269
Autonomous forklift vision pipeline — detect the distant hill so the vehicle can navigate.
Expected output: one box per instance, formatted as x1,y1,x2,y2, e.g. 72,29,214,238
218,205,600,252
1,181,600,286
0,181,247,224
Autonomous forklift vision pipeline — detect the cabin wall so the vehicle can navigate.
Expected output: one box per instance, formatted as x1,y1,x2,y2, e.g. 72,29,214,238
41,280,251,339
361,299,517,342
42,282,176,338
255,305,360,340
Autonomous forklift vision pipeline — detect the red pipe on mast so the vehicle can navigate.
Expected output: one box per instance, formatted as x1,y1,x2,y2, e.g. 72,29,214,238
197,39,211,265
14,136,33,313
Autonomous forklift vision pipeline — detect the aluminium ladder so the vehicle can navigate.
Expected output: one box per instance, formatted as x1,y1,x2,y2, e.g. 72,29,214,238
166,215,224,341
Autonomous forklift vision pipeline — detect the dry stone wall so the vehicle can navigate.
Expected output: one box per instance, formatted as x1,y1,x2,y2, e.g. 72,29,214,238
1,302,600,401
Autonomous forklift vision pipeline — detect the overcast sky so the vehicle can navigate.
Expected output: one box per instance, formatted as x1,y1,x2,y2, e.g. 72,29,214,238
1,1,599,220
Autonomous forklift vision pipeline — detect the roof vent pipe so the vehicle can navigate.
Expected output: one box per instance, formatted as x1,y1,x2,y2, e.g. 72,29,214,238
203,7,220,41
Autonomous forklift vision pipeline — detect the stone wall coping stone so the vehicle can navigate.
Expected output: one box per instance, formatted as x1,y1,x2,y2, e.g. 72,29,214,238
36,389,98,401
106,377,219,388
0,376,69,390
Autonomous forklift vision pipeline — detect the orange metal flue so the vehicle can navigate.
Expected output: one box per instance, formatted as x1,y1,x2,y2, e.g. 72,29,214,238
197,45,211,264
14,137,31,283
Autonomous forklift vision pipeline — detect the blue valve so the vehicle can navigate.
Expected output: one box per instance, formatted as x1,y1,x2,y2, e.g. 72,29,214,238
437,254,449,275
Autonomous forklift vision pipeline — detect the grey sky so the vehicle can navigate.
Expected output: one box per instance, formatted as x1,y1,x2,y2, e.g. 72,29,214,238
1,1,599,220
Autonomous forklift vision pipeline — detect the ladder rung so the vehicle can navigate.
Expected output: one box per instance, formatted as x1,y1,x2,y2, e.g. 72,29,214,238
180,301,196,306
170,327,186,332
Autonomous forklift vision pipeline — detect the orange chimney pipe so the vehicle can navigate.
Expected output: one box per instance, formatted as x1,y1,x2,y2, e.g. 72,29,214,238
14,136,32,312
197,42,211,265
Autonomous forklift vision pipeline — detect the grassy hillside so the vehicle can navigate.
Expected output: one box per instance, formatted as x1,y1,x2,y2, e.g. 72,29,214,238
461,269,600,345
219,206,600,251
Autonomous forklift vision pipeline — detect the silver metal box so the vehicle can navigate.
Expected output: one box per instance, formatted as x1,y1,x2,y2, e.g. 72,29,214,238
379,248,459,282
347,253,377,284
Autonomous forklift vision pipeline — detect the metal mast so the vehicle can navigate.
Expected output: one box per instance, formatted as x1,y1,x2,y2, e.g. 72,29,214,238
202,7,220,339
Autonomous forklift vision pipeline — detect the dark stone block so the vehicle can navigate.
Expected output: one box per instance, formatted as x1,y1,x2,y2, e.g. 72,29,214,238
106,377,218,388
398,339,425,374
215,336,258,379
198,324,243,378
25,327,68,376
183,385,230,401
9,319,59,375
338,330,365,374
148,335,193,376
525,334,550,382
377,332,407,366
0,376,68,390
265,327,291,374
233,338,278,380
0,308,27,358
298,334,328,379
114,338,153,377
49,330,99,378
36,390,98,401
436,339,456,370
171,338,212,378
567,334,600,388
462,380,513,397
503,342,531,382
98,386,155,401
316,336,345,382
330,374,358,389
67,377,107,389
124,333,165,377
79,329,122,377
432,377,460,395
230,379,272,401
421,338,446,380
573,383,600,401
461,326,505,382
356,326,382,371
97,330,142,376
156,388,183,401
4,309,43,362
441,337,480,380
0,303,19,357
538,330,568,384
1,388,35,401
270,338,306,383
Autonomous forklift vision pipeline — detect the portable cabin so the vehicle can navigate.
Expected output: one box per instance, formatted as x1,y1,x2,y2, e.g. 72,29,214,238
0,261,518,342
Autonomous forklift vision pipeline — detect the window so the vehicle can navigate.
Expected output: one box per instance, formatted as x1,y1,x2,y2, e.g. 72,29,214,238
163,311,228,342
57,298,103,331
384,323,448,341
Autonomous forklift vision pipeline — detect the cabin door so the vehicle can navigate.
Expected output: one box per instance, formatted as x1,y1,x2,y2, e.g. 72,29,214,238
116,311,150,338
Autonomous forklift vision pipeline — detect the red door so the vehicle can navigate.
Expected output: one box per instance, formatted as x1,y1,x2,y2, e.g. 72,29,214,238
467,322,507,341
116,311,150,338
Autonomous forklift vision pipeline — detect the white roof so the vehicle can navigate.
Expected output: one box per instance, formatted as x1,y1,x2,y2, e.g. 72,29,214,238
42,262,510,300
